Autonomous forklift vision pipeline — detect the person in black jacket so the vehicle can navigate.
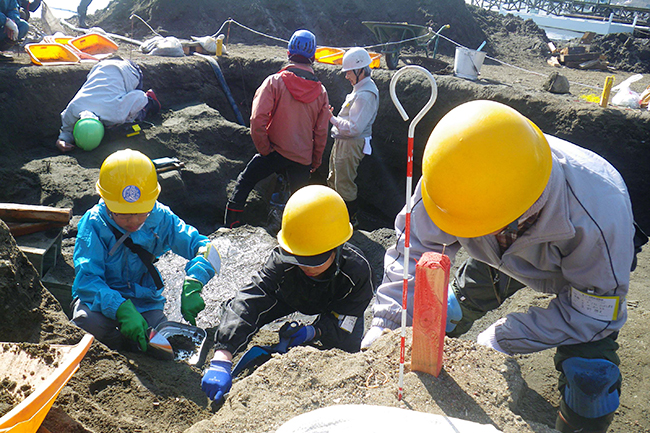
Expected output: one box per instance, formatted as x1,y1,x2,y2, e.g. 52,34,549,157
202,185,374,401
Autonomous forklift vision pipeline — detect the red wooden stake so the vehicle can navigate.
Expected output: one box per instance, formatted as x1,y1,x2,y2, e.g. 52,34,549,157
412,252,451,377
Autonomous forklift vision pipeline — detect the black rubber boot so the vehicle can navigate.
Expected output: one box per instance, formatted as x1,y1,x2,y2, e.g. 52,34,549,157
555,400,615,433
77,1,88,28
145,89,161,116
345,199,359,227
224,202,244,229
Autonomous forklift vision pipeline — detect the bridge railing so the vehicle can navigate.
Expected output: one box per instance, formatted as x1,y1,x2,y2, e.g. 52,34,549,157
468,0,650,25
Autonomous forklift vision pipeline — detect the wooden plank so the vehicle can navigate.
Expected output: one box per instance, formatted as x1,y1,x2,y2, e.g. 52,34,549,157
411,252,451,377
560,46,586,55
547,56,561,67
6,221,65,237
0,203,72,224
579,58,609,70
580,31,597,44
560,52,600,63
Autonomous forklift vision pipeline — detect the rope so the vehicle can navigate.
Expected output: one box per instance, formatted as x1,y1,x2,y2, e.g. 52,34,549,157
208,17,605,92
130,14,162,37
211,18,288,44
61,12,604,93
435,33,604,91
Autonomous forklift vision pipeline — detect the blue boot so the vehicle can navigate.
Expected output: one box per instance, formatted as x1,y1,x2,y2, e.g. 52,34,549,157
556,357,620,432
445,288,463,333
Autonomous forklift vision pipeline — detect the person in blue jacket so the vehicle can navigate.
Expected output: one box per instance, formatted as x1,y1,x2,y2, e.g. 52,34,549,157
71,149,221,352
1,0,29,52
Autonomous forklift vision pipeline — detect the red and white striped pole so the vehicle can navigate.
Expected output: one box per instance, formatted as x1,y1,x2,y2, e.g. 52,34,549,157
389,65,438,401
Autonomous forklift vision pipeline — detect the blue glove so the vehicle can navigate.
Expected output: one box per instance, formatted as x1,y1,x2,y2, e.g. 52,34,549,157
287,325,316,348
446,288,463,333
201,360,232,401
277,321,318,352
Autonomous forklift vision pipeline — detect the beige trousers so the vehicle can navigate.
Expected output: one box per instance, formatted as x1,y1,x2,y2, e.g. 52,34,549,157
327,137,365,202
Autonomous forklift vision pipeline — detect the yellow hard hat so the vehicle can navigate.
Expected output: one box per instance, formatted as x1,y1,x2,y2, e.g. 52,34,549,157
277,185,353,263
96,149,161,213
421,100,552,238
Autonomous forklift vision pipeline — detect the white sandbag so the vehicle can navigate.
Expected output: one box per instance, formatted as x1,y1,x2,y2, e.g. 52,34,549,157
611,74,643,109
140,36,184,57
276,404,503,433
191,36,217,54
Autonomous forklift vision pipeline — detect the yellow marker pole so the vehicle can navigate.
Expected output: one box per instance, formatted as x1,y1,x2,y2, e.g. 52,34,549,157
600,76,615,108
216,37,223,57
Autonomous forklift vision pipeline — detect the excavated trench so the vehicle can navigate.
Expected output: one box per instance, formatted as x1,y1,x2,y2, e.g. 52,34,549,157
1,46,650,433
1,48,650,236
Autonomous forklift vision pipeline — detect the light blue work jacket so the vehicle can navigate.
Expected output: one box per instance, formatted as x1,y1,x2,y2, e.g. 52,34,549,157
72,200,214,320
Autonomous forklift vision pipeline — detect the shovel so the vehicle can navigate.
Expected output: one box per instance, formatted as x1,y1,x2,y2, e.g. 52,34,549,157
231,322,300,377
146,327,175,360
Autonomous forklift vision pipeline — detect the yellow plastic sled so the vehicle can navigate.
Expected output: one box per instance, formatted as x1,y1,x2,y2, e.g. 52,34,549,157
368,52,381,69
0,334,94,433
315,47,344,65
315,47,382,69
24,43,80,66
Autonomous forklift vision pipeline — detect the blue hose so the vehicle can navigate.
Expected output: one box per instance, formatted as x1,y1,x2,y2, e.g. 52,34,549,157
194,53,246,126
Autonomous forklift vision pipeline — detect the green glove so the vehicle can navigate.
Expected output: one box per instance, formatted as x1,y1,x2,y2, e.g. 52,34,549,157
181,278,205,325
116,299,148,352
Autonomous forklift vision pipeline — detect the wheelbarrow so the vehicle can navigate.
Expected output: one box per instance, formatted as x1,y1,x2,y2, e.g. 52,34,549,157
0,334,94,433
362,21,449,70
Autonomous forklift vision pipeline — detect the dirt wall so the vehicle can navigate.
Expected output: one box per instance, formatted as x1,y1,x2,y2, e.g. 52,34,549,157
1,50,649,232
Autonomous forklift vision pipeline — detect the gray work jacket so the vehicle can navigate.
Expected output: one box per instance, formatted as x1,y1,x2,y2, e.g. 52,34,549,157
330,76,379,140
372,135,635,354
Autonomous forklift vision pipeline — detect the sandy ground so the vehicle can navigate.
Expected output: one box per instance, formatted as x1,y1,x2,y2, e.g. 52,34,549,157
1,220,649,433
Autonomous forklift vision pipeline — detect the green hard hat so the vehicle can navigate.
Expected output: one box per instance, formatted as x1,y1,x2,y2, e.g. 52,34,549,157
73,117,104,151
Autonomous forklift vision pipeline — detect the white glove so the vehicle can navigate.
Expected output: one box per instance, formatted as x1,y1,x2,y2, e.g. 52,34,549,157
5,18,18,41
476,318,507,354
197,240,221,275
361,326,388,349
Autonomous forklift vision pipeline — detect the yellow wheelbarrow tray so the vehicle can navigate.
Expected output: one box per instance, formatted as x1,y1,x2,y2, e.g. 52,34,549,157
0,334,94,433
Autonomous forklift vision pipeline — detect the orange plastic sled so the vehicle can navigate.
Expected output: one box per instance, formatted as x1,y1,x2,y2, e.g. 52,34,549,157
24,43,80,66
69,33,118,57
0,334,94,433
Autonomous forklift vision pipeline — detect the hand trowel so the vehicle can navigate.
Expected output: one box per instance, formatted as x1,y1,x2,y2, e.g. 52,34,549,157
146,327,175,360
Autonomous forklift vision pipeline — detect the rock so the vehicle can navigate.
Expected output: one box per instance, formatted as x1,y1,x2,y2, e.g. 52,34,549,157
542,71,570,94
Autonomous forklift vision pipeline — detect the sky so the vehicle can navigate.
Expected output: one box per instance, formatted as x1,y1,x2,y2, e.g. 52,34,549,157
39,0,112,19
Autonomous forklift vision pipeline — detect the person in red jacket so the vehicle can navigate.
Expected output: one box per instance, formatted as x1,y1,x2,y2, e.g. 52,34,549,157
224,29,330,228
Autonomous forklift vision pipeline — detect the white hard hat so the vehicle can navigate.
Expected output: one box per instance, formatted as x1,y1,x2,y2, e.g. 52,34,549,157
341,47,372,71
